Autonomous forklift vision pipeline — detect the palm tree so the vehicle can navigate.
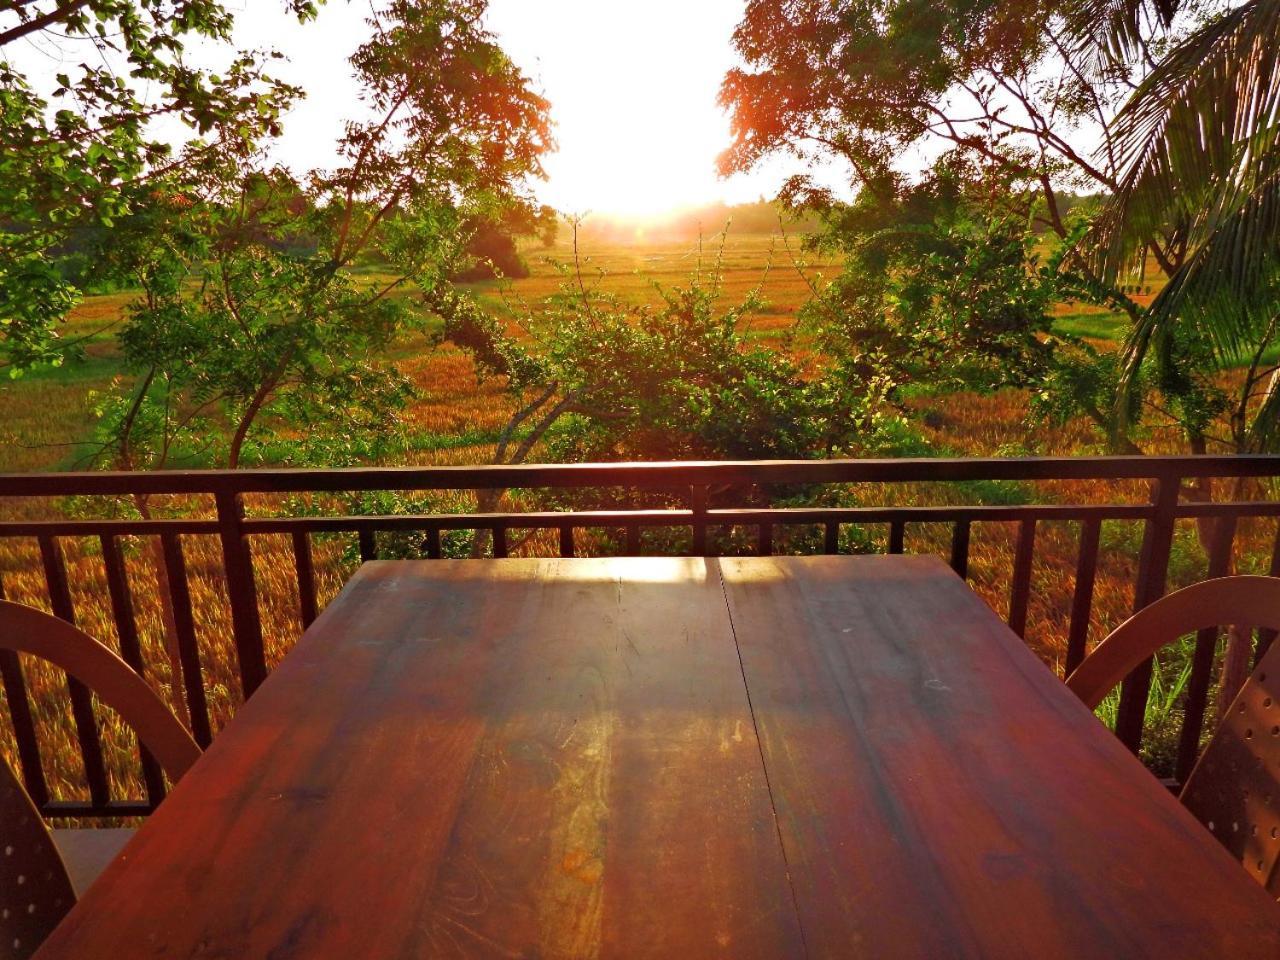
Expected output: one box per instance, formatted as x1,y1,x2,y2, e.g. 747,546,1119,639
1073,0,1280,713
1081,0,1280,451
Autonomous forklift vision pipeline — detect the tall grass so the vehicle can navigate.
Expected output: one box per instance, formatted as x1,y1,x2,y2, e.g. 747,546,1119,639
0,233,1273,807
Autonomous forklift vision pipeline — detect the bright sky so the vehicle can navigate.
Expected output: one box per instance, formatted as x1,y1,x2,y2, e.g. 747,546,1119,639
7,0,848,217
212,0,842,218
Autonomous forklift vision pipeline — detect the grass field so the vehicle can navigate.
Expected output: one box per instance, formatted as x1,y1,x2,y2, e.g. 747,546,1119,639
0,230,1271,804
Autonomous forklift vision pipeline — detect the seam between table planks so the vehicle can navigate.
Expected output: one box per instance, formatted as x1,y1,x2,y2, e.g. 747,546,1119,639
713,557,812,960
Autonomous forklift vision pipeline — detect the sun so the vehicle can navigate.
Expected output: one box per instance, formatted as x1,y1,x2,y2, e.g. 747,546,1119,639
486,0,757,221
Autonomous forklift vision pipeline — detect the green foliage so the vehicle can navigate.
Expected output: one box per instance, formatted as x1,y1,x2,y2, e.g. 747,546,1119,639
719,0,1052,185
796,157,1126,443
1085,0,1280,452
719,0,1280,461
441,232,880,472
79,1,552,472
453,205,558,281
1095,634,1199,778
0,0,319,372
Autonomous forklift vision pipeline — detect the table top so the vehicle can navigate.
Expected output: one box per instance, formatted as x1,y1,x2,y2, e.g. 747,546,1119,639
36,555,1280,959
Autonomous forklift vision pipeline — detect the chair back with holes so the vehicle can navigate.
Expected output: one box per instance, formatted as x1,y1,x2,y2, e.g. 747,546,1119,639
1065,575,1280,896
1180,639,1280,895
0,758,74,960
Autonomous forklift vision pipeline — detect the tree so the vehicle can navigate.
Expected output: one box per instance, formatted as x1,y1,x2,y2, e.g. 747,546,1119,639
1073,0,1280,713
0,0,320,373
1082,0,1280,455
89,0,553,475
717,0,1258,460
436,226,892,551
452,205,558,281
718,0,1149,261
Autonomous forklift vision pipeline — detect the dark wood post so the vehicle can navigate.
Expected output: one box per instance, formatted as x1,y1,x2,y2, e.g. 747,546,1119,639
691,484,709,556
215,489,267,698
1114,474,1181,752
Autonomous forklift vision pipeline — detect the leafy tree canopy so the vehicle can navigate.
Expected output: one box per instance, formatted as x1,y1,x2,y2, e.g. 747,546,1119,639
82,0,552,472
0,0,324,372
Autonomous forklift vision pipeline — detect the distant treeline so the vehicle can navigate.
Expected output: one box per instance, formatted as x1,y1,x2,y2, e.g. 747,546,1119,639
27,194,556,293
568,194,1101,246
569,201,823,244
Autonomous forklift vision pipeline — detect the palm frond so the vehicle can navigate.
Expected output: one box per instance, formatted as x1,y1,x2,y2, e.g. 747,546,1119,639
1245,363,1280,451
1098,0,1280,430
1095,0,1280,278
1062,0,1180,65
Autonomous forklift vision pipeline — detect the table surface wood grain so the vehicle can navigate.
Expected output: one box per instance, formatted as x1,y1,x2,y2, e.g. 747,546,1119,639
35,555,1280,959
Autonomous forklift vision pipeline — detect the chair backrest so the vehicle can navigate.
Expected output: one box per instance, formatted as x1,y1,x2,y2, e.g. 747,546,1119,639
1066,576,1280,710
1179,638,1280,895
0,601,200,781
0,757,75,960
1065,575,1280,896
0,601,203,957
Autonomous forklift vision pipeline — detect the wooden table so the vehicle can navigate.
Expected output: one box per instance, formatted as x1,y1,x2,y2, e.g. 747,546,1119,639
36,556,1280,958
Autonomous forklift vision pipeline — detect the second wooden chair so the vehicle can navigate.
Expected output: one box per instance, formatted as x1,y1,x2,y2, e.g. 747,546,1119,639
1066,575,1280,895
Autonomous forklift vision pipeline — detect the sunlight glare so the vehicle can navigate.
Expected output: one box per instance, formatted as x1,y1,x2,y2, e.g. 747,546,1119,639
486,1,758,220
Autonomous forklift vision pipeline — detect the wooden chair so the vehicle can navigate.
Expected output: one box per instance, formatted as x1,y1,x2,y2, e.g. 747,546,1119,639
1066,575,1280,895
0,600,201,959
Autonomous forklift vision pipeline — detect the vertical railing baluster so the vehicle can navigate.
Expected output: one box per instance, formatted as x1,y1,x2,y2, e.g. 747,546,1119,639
824,521,840,555
1115,474,1181,753
1007,518,1036,638
1174,514,1236,784
215,489,267,698
691,484,709,556
949,521,971,579
0,572,50,808
625,524,641,556
291,530,319,629
492,524,508,558
38,534,110,808
160,533,213,748
1065,518,1101,676
358,528,377,562
100,534,166,804
559,524,574,559
888,520,905,555
424,527,442,560
758,523,773,556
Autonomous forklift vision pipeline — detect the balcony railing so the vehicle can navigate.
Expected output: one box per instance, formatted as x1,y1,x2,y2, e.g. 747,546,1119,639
3,454,1280,819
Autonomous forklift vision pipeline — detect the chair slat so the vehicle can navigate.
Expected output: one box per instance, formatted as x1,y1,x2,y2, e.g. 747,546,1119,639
1181,637,1280,896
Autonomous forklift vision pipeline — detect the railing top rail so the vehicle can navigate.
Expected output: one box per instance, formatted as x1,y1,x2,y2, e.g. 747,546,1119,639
2,455,1280,497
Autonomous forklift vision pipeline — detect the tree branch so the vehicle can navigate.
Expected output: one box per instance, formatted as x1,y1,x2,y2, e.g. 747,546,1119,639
0,0,91,47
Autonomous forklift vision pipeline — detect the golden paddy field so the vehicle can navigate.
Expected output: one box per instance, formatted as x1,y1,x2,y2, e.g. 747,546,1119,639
0,231,1267,803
